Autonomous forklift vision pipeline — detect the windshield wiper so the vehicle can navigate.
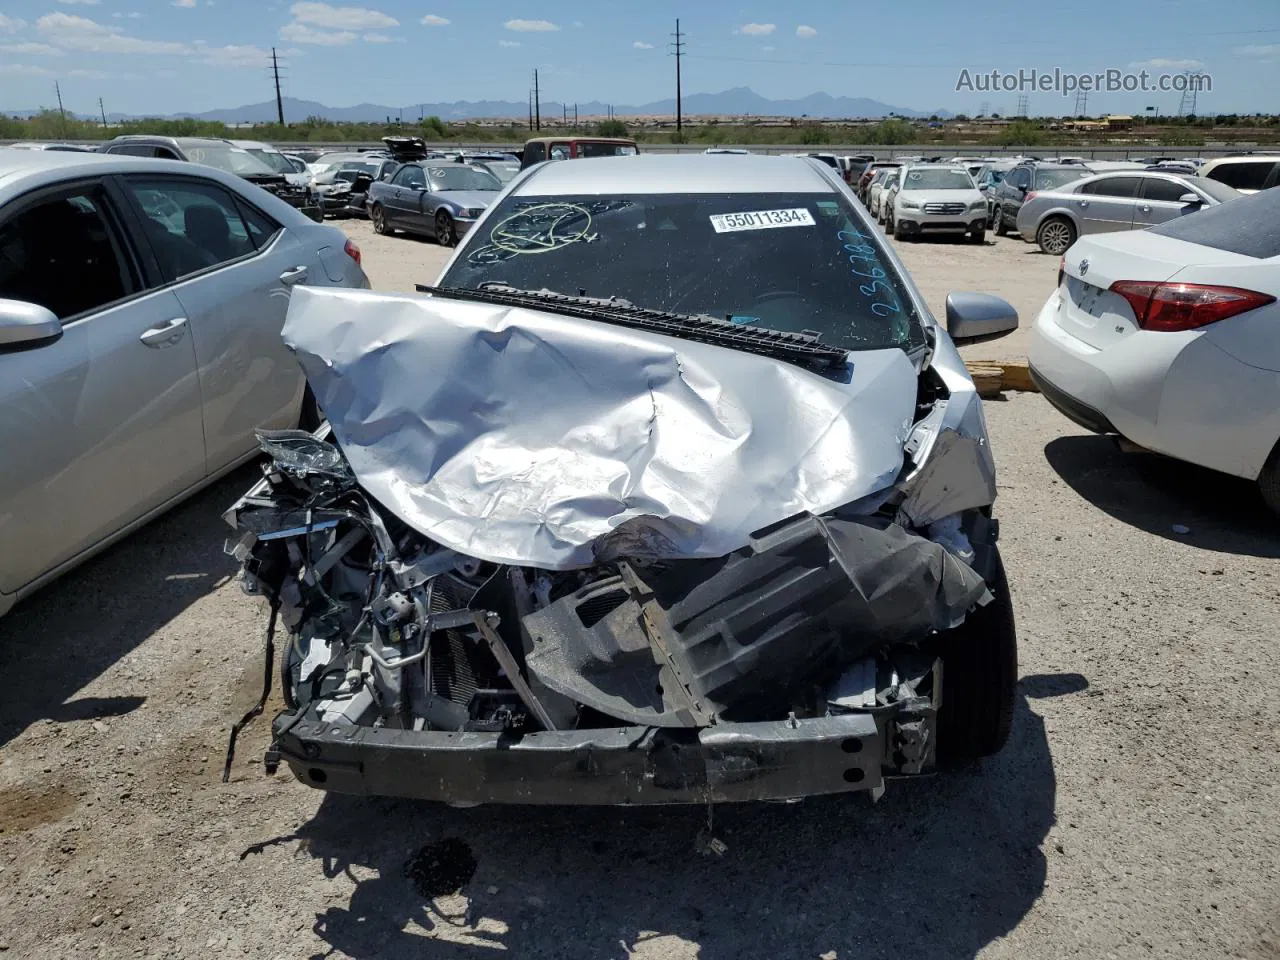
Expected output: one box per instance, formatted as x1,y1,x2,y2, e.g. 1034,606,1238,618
414,283,850,373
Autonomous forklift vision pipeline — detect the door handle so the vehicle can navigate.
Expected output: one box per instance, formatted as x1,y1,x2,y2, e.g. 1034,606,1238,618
139,317,188,348
1077,200,1089,207
279,265,309,286
1139,205,1152,213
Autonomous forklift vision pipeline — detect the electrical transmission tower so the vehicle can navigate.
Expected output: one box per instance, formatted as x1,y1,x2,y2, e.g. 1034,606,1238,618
1073,89,1088,116
1016,94,1029,117
1177,72,1198,116
269,48,286,125
978,100,990,117
670,19,685,134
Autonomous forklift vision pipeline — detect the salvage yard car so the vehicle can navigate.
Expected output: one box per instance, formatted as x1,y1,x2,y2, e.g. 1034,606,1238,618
1028,186,1280,515
0,150,368,618
225,154,1023,805
366,161,503,246
885,165,988,243
1014,170,1238,255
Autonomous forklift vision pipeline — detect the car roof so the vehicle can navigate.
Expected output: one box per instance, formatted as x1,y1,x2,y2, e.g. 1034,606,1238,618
1200,155,1280,166
0,149,310,220
516,154,836,196
523,136,636,146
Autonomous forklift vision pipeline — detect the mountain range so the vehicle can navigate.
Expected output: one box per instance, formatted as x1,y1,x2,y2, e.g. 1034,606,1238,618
10,88,951,123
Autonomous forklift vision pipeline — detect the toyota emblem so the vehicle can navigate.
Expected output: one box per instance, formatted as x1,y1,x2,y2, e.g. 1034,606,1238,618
1079,258,1089,276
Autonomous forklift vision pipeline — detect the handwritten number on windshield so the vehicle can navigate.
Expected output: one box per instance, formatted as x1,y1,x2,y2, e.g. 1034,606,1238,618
837,228,902,319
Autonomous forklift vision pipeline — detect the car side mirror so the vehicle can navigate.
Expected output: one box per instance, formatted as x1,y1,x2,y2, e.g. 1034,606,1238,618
0,298,63,353
945,292,1019,345
1178,192,1202,205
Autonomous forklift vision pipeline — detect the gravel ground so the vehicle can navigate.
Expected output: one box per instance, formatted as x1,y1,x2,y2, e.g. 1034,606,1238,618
0,218,1277,960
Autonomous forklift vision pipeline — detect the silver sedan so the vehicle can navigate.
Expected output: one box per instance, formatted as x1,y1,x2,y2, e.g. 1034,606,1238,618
1014,171,1239,255
0,150,369,617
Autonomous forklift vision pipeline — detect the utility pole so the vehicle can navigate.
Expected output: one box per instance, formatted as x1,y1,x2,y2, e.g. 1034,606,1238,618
528,88,534,130
271,47,285,125
562,103,567,125
670,19,685,134
534,69,541,131
1016,94,1029,118
573,103,578,125
54,81,67,137
98,96,108,130
1073,89,1088,117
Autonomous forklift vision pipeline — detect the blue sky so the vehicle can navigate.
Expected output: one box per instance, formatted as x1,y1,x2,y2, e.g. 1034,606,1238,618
2,0,1278,117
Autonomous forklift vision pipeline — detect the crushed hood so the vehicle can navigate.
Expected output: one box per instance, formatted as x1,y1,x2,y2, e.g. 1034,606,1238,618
282,287,919,570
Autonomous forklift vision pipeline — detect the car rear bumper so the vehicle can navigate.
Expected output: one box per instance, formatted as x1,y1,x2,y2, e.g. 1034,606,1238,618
268,707,931,805
1028,364,1116,434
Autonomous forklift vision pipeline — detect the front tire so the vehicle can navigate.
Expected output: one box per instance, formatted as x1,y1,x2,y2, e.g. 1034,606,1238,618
371,203,389,235
435,210,457,247
969,225,986,244
936,548,1018,765
992,205,1008,236
1037,216,1077,256
893,220,907,241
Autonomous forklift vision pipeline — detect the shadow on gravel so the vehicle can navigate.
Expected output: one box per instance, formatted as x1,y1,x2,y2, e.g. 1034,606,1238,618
268,694,1057,960
1044,435,1280,558
0,465,257,748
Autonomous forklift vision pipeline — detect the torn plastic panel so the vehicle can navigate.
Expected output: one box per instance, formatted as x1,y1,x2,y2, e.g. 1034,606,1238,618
522,514,989,728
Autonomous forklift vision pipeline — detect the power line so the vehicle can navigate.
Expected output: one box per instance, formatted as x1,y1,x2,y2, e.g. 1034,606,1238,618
271,47,285,125
670,18,685,134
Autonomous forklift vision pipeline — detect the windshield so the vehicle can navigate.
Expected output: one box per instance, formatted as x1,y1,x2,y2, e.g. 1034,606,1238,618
477,161,520,183
246,150,295,174
440,192,926,353
427,165,502,191
1035,169,1088,190
901,168,974,190
179,143,277,176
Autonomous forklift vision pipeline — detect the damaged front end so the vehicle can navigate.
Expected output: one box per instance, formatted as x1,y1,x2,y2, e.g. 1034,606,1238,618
223,422,1002,805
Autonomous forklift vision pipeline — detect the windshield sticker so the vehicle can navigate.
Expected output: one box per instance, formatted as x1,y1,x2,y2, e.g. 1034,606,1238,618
709,208,815,233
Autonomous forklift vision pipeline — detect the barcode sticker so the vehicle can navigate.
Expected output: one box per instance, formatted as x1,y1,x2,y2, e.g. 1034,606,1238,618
709,208,816,233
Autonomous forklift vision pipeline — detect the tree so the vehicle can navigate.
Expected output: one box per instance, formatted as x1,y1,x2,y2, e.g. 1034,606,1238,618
997,119,1043,146
595,118,629,138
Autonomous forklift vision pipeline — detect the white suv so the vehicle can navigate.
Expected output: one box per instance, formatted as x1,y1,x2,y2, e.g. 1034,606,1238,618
886,165,988,243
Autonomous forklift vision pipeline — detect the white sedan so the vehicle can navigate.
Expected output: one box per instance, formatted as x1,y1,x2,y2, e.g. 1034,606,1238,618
1028,188,1280,512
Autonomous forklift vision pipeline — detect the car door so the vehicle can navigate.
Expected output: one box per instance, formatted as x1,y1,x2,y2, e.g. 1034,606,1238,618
1132,176,1202,228
0,179,204,596
387,164,426,229
1002,167,1031,212
1072,176,1142,234
118,174,306,473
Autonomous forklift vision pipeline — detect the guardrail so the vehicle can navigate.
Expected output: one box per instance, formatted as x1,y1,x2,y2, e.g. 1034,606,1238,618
2,140,1260,160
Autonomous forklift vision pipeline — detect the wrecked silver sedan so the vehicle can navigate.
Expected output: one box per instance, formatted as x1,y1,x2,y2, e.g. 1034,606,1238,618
224,155,1021,804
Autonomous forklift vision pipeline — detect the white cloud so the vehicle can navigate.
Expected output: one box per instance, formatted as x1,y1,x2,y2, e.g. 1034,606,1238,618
289,2,397,29
112,11,144,17
58,0,102,5
0,41,66,55
572,20,583,27
362,31,395,41
632,40,653,49
69,67,111,77
0,63,54,75
280,20,356,43
762,45,775,52
498,39,520,47
1235,44,1280,58
1131,57,1203,70
735,23,775,35
36,13,190,54
504,18,558,32
0,14,27,32
198,43,297,66
420,13,449,25
171,0,196,7
796,24,817,38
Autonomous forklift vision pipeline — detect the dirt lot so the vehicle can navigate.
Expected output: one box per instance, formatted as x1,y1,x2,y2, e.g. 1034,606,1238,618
1,220,1277,960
